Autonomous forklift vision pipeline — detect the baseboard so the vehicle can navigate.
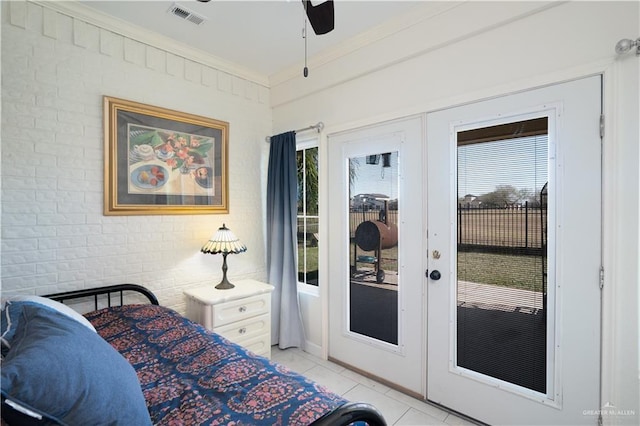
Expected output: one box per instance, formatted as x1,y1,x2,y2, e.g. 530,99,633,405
303,340,322,358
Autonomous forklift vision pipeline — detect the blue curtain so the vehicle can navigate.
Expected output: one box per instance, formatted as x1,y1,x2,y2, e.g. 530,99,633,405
266,131,305,348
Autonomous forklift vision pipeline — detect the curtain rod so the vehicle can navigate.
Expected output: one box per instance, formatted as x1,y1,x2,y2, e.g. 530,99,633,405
265,122,324,142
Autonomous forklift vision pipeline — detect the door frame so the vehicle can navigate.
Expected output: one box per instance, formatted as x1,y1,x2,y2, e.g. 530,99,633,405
319,63,627,423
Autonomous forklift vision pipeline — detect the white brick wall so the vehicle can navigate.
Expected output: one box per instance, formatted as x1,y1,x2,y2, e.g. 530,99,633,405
1,1,272,313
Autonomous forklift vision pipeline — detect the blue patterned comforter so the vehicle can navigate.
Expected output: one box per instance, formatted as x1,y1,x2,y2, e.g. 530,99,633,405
85,305,347,425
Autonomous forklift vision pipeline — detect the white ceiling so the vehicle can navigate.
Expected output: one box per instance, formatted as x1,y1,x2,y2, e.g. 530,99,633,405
79,0,427,78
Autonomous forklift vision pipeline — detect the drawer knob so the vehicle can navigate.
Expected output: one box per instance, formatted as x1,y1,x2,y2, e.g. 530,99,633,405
239,327,247,334
238,306,247,313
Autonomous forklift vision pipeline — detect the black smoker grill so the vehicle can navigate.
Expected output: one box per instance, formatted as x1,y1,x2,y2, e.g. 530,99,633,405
352,202,398,283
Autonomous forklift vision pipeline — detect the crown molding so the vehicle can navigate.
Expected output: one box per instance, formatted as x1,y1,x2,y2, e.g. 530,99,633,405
32,0,270,88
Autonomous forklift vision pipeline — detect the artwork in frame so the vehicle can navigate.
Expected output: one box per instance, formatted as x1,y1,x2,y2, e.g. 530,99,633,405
104,96,229,215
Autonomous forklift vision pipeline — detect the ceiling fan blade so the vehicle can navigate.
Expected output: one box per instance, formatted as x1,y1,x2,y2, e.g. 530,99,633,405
302,0,335,35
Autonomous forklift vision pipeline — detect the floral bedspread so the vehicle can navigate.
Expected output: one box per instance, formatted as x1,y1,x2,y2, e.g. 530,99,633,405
85,305,347,425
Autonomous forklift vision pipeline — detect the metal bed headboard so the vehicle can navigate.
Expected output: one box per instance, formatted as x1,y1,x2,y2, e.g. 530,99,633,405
45,284,159,310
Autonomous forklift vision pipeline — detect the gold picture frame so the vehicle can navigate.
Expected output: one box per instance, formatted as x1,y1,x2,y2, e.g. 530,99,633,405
104,96,229,215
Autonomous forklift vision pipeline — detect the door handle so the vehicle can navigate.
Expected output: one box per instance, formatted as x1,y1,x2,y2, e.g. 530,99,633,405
429,270,441,281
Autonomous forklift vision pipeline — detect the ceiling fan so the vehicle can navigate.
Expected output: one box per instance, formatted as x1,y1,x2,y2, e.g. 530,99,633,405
302,0,335,35
195,0,334,35
196,0,334,76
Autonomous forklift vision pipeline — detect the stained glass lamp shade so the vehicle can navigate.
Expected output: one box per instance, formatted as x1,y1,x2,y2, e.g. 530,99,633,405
201,224,247,289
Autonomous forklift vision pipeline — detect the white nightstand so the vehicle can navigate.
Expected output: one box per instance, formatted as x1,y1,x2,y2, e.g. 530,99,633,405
184,279,274,359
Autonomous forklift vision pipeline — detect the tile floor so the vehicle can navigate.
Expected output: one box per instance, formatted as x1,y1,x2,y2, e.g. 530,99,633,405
270,347,478,426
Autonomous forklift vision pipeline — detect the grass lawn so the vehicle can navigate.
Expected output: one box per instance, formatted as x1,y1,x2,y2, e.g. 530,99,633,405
458,251,545,291
298,243,319,275
318,239,545,292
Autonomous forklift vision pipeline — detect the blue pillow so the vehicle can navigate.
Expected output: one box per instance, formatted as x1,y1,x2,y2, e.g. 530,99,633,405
1,303,152,426
6,296,96,332
1,299,95,359
1,301,25,356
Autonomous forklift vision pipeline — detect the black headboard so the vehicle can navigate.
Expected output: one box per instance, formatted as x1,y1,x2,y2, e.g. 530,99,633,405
44,284,159,310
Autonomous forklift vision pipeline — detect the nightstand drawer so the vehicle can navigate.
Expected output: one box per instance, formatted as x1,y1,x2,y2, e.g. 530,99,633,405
184,280,274,358
215,313,270,343
214,293,269,327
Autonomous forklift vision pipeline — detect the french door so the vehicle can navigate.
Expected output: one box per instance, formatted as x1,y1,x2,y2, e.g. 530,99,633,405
327,116,426,397
327,76,601,425
426,76,602,424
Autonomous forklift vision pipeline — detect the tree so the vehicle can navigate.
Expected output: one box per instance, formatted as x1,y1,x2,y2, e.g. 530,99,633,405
478,185,519,207
297,148,319,215
349,157,360,194
517,188,542,207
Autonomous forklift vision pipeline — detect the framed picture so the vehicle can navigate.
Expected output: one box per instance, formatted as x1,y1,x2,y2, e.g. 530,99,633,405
104,96,229,215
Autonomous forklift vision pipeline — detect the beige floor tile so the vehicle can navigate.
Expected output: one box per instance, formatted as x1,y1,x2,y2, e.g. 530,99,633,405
443,413,478,426
340,367,392,394
303,364,359,395
343,384,411,425
271,347,481,426
270,347,317,374
385,389,449,422
395,408,448,425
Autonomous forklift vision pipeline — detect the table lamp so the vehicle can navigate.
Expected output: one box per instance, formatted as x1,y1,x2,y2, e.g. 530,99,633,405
201,224,247,289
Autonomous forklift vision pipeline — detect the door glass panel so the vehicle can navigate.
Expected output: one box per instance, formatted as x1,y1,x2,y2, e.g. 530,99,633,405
456,118,549,393
349,152,399,345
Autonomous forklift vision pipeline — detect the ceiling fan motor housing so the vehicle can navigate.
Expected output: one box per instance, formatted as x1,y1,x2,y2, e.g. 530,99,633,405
303,0,335,35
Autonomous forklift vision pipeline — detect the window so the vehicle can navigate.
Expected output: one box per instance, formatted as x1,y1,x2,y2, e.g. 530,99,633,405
297,143,319,286
456,117,549,393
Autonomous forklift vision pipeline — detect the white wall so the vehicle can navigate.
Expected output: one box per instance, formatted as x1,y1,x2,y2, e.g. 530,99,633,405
0,1,272,313
271,1,639,423
2,0,638,420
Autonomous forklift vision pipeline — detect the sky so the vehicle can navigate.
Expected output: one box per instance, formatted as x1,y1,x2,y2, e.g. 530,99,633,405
350,151,399,200
457,135,549,198
349,135,548,201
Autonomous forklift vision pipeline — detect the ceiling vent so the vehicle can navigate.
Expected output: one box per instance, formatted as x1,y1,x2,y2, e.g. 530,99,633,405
168,3,207,26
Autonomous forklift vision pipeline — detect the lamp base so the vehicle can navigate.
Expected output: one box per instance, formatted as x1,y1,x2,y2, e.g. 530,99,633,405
215,252,234,289
215,277,234,290
216,271,235,290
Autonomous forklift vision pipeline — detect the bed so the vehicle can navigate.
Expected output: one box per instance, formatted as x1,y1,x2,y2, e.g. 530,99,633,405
1,284,386,426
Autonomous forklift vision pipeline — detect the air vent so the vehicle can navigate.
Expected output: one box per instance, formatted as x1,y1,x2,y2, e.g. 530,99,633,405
168,3,207,26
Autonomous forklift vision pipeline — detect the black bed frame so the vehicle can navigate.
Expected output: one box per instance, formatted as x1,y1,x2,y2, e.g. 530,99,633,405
45,283,159,309
41,284,387,426
311,401,386,426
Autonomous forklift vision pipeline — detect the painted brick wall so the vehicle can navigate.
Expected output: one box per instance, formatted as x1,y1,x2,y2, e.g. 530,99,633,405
1,2,272,313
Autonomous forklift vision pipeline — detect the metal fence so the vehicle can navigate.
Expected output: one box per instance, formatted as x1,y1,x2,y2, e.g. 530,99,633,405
458,201,546,256
347,202,547,256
